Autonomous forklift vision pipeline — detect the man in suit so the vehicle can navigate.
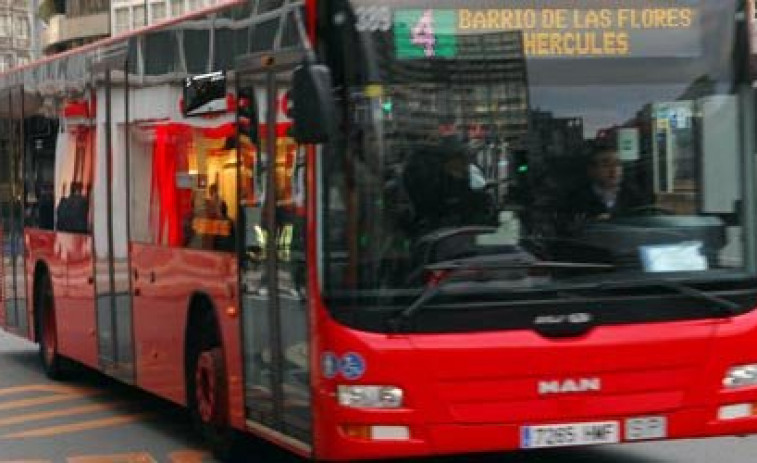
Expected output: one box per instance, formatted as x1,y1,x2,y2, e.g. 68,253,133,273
537,146,650,263
565,146,646,221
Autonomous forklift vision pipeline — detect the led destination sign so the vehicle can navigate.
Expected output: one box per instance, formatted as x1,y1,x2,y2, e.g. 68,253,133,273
390,1,701,59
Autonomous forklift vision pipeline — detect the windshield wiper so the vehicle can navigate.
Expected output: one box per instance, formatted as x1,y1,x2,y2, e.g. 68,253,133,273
387,256,614,332
585,279,740,317
425,255,614,272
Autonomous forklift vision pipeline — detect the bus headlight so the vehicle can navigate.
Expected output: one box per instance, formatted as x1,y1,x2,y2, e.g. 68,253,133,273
724,364,757,389
337,385,404,409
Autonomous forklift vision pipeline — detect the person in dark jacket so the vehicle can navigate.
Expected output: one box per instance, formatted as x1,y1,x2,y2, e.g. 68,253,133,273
562,147,646,222
214,201,236,252
402,136,494,236
66,182,89,233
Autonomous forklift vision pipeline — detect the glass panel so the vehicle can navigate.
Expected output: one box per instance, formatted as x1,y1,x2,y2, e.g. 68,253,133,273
144,31,177,75
24,96,59,231
256,0,283,14
280,10,301,49
274,111,310,442
323,0,749,315
5,88,27,332
66,0,108,16
239,67,311,442
93,65,134,379
170,0,184,17
0,55,11,73
55,87,93,234
213,27,235,71
184,30,210,74
250,19,277,53
129,120,237,251
133,5,145,28
151,1,167,22
0,93,12,328
127,37,139,75
13,16,28,39
114,8,130,33
187,0,202,12
238,73,274,426
235,27,250,55
93,68,114,367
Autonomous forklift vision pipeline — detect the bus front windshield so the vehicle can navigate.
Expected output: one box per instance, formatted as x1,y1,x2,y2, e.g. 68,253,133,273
322,0,754,313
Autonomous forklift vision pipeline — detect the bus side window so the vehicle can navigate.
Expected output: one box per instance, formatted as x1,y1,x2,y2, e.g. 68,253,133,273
56,103,94,235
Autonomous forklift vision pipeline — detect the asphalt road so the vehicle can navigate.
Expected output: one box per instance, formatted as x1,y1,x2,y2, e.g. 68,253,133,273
0,330,216,462
2,329,757,463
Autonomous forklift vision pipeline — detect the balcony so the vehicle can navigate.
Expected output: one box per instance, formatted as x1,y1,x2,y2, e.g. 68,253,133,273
40,12,109,54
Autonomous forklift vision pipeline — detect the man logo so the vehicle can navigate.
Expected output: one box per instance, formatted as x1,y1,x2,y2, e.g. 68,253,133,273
534,313,593,325
538,378,601,395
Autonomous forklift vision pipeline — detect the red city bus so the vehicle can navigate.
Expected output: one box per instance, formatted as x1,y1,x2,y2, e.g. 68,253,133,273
3,0,757,460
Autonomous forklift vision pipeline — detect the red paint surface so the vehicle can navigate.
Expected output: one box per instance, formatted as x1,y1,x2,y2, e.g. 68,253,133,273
130,243,244,427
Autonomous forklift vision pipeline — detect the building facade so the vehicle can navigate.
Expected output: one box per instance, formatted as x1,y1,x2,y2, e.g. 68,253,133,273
111,0,220,35
0,0,34,71
39,0,220,56
39,0,109,54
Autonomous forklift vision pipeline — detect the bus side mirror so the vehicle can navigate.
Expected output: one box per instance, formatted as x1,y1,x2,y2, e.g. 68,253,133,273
288,63,336,144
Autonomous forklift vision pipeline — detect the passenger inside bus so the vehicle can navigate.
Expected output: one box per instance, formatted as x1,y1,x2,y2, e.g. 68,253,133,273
401,130,496,238
56,181,89,233
206,183,226,219
214,201,236,252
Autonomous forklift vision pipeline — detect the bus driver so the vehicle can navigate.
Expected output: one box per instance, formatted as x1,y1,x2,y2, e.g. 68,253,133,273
562,146,646,222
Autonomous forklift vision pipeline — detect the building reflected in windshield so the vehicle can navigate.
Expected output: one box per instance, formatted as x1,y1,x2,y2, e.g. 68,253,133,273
323,0,748,302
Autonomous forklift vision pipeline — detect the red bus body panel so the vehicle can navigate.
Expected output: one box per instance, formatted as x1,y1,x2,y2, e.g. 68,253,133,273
25,230,61,339
59,233,99,368
130,243,246,429
25,229,98,367
310,300,757,460
21,235,247,429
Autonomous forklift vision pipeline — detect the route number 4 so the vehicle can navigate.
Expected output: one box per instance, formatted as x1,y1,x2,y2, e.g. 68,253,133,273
411,9,436,57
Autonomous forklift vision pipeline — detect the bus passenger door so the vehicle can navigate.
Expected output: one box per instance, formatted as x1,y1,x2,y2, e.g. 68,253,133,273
92,61,135,382
0,87,29,335
237,53,312,448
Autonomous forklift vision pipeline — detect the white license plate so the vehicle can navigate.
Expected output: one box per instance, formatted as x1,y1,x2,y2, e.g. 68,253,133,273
521,421,620,449
625,416,667,441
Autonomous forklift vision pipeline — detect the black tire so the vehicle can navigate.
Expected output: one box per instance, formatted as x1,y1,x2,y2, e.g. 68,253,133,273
36,276,63,380
187,311,236,460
